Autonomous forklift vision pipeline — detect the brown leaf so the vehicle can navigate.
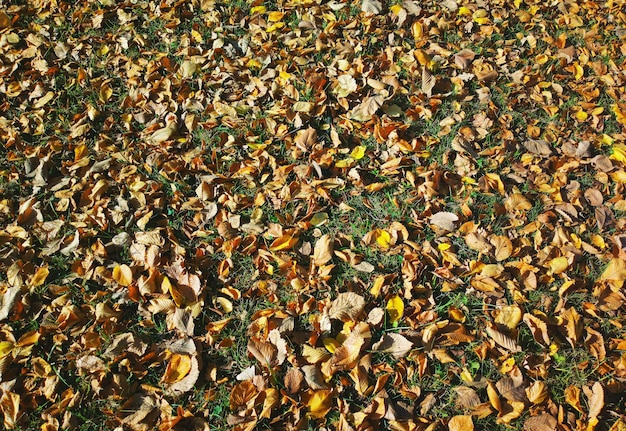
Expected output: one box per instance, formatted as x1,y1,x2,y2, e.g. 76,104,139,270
230,380,257,411
422,67,435,98
454,386,481,408
523,313,550,346
284,367,304,394
559,307,582,348
523,139,553,156
523,414,557,431
248,338,278,368
485,323,522,352
454,49,476,70
294,126,317,152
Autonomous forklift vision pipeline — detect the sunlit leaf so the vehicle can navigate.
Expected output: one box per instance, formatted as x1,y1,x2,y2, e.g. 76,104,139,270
386,296,404,325
112,264,133,286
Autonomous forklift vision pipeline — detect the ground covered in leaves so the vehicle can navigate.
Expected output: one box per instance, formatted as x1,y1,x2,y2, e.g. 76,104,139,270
1,0,626,430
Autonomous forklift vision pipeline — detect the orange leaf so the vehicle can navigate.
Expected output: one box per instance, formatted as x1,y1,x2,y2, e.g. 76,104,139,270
449,415,474,431
269,235,299,251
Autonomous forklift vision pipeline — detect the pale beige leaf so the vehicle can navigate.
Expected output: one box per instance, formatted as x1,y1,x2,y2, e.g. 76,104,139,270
430,211,459,231
372,333,413,359
361,0,382,14
588,381,604,419
313,234,334,266
352,261,375,272
328,292,366,321
490,235,512,261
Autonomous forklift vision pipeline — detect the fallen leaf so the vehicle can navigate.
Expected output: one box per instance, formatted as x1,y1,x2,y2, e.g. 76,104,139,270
113,264,133,286
430,211,459,231
372,333,413,358
313,234,334,266
328,292,366,321
449,415,474,431
386,296,404,325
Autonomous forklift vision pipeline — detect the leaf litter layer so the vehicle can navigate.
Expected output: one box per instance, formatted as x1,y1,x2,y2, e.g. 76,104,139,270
1,0,626,430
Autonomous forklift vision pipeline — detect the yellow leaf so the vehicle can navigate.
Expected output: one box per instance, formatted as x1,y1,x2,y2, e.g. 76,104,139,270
350,145,367,160
371,275,385,297
612,105,626,126
573,63,584,80
548,256,569,275
323,337,340,353
390,4,403,14
30,265,49,287
112,264,133,286
246,59,262,69
268,11,284,21
412,22,423,40
375,229,391,248
250,5,266,14
163,353,192,384
163,276,184,307
610,143,626,165
335,158,354,168
307,390,333,418
500,357,516,373
458,6,472,15
600,259,626,281
575,110,588,122
266,22,285,32
386,296,404,325
99,83,112,103
414,49,433,69
0,341,14,358
269,235,299,251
